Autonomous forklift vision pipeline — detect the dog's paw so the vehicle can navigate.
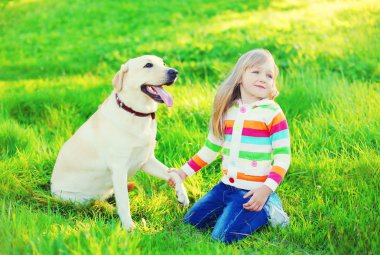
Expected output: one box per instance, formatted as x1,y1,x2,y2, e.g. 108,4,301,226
177,191,190,207
168,172,190,207
175,183,190,207
122,219,136,231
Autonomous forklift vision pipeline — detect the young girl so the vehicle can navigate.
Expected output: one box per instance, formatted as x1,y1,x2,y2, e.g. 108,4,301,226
170,49,290,244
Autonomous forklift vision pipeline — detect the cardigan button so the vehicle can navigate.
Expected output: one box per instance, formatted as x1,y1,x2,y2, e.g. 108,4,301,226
229,177,235,183
240,107,246,113
251,161,258,167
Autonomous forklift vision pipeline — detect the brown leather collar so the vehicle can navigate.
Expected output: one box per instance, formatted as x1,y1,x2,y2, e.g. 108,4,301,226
115,93,155,120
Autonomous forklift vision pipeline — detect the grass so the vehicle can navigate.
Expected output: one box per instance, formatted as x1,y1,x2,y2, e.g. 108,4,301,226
1,0,379,254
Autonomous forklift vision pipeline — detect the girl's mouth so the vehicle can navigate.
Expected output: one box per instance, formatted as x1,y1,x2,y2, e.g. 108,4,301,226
254,85,266,89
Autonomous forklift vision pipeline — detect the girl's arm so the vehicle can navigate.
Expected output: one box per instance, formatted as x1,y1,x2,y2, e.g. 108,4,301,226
180,130,224,178
264,109,291,192
243,108,291,211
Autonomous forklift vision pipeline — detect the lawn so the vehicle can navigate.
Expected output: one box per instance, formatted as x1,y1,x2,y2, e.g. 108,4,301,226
0,0,379,254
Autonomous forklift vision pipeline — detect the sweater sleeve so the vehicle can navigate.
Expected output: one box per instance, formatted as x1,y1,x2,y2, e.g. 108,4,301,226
263,108,291,191
181,130,223,177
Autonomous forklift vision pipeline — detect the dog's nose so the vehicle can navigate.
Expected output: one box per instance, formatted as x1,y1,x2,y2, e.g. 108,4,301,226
168,69,178,80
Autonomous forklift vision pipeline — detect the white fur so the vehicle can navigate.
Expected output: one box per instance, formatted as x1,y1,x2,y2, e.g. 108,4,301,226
51,55,189,230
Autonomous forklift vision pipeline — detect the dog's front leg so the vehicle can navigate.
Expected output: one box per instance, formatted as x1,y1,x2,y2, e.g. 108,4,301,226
141,156,189,207
110,164,135,231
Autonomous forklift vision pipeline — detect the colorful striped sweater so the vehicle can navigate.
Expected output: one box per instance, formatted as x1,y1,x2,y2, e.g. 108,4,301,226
181,99,291,191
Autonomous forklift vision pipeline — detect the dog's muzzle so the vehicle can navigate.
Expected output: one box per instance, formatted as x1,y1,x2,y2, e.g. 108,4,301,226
167,69,178,83
141,69,178,107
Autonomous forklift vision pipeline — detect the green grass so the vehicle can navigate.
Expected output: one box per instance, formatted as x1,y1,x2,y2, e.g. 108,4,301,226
1,0,379,254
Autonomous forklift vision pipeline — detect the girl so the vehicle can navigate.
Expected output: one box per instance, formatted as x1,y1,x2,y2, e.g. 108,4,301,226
170,49,290,244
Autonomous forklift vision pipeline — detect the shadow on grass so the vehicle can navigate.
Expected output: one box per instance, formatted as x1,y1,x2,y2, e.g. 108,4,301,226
5,85,109,126
10,183,119,222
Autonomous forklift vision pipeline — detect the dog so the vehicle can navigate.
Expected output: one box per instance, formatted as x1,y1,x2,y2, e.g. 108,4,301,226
51,55,189,230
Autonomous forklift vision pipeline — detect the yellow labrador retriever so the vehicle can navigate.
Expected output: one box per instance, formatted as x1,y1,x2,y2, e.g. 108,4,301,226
51,55,189,230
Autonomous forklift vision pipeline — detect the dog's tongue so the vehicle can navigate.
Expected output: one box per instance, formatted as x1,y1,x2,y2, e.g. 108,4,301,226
154,86,173,107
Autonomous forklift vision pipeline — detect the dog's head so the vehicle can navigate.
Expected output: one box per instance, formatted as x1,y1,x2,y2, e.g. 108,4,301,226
112,55,178,108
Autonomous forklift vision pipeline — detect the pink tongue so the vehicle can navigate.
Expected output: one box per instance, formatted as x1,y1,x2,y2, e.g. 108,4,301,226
154,86,173,107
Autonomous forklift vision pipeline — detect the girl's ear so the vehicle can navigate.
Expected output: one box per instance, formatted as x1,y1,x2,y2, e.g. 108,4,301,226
112,64,128,92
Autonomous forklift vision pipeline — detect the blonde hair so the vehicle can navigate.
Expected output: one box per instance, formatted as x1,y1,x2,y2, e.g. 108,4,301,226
210,49,279,139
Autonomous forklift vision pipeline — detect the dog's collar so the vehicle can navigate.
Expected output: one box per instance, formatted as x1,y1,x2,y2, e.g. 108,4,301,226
115,93,156,120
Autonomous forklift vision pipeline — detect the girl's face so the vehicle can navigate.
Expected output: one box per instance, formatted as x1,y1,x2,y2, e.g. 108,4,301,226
239,59,275,103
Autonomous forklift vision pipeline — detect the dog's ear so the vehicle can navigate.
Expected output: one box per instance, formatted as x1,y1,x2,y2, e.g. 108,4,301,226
112,64,128,92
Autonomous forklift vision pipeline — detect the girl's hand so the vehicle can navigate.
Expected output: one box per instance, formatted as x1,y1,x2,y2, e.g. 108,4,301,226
243,185,272,212
167,168,187,188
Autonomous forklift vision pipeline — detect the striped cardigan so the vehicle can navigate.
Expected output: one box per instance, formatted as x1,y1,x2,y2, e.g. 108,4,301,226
181,99,291,191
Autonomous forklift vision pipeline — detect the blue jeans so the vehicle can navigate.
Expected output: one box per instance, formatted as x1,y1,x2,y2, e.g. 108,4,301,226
184,182,269,244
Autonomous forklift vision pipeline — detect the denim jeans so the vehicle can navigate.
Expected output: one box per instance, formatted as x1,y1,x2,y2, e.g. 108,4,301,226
184,182,269,244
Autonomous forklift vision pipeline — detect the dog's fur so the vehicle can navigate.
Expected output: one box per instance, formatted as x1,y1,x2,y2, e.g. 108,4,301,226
51,55,189,230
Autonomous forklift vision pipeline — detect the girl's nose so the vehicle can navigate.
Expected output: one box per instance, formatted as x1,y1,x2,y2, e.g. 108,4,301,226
259,74,267,83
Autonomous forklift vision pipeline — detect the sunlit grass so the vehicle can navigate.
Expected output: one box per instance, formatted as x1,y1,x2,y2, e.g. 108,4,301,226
1,0,379,254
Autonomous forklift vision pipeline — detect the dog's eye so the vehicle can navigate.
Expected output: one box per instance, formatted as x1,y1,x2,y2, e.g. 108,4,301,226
144,63,153,68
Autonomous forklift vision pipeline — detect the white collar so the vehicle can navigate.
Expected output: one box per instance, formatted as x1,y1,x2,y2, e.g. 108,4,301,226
237,98,276,108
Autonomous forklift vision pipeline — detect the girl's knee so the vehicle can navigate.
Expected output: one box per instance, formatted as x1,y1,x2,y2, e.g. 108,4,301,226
211,232,235,244
211,224,250,244
211,231,242,244
183,211,198,226
211,232,225,243
211,225,228,243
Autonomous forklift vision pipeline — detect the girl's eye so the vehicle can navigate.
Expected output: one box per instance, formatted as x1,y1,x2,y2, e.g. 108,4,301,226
144,63,153,68
267,74,273,79
252,71,259,74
